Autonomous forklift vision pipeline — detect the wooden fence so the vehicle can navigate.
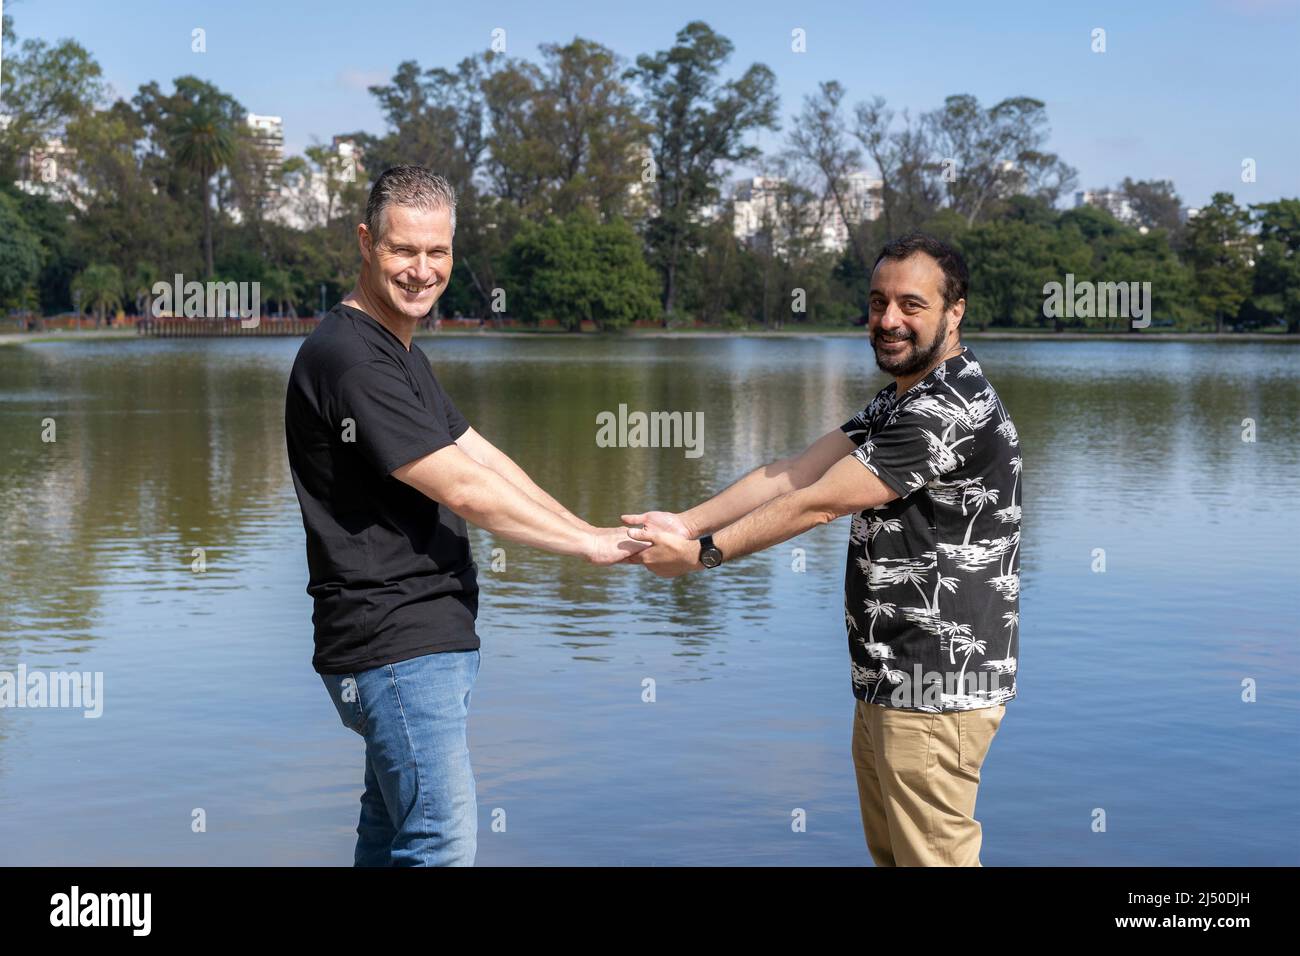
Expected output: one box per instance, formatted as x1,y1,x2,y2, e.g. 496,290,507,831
137,318,322,337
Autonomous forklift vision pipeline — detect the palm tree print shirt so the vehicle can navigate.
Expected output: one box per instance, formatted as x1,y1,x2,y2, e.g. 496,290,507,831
840,346,1021,713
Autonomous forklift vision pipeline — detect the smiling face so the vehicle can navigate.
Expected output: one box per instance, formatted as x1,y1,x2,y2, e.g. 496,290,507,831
357,203,453,323
867,252,964,381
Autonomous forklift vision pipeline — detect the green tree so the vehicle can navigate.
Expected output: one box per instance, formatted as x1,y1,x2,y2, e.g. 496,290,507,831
853,96,941,238
71,263,124,327
926,94,1076,225
1184,192,1253,333
67,100,193,298
627,21,779,317
1119,178,1184,239
128,78,245,280
0,191,46,308
0,14,105,181
503,211,658,331
171,101,237,277
787,81,869,271
130,262,160,317
1063,204,1194,331
5,186,77,313
959,217,1090,330
481,39,648,220
261,269,297,318
1249,199,1300,333
685,213,751,327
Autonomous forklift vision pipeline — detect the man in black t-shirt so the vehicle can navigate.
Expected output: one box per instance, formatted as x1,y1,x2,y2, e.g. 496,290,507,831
285,166,643,867
625,234,1018,866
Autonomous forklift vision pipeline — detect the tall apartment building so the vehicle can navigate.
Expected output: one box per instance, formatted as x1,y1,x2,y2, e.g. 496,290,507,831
1074,188,1139,225
732,172,883,254
244,113,286,212
6,122,85,209
273,136,366,230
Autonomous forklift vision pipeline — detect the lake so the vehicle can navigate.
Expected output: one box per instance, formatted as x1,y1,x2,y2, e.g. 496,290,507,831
0,334,1296,865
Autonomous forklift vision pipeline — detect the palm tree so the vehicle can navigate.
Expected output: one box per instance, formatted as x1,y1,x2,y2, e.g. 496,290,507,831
172,103,236,277
1002,610,1019,657
894,565,933,613
131,263,159,319
931,573,959,614
962,485,1000,544
863,599,896,643
952,635,988,689
868,665,907,705
938,620,972,665
867,516,902,541
262,269,296,318
71,264,124,328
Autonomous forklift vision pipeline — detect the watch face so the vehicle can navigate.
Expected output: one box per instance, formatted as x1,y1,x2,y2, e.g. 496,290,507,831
700,548,723,568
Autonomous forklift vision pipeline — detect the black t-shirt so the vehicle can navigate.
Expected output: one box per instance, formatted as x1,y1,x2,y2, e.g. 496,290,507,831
284,302,479,674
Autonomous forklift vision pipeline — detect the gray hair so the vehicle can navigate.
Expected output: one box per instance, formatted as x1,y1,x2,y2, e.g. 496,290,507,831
365,165,457,241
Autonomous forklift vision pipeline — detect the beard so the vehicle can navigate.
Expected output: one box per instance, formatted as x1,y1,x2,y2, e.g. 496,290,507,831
871,314,950,377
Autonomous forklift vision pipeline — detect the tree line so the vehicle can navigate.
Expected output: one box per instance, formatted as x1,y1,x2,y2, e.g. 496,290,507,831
1,14,1296,333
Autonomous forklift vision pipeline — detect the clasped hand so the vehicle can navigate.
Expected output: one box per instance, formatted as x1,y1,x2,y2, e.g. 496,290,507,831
584,511,701,578
617,510,701,578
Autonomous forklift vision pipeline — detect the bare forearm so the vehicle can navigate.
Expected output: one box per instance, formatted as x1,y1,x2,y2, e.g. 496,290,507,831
444,468,593,558
680,459,803,537
712,488,838,563
628,449,896,579
679,430,855,537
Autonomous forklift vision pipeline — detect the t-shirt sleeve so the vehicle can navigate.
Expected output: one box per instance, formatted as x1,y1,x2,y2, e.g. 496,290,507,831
840,389,890,443
840,407,870,444
844,398,974,499
332,360,459,475
431,373,470,440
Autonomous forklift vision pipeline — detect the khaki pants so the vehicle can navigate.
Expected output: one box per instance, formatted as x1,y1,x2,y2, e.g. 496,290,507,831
851,698,1005,866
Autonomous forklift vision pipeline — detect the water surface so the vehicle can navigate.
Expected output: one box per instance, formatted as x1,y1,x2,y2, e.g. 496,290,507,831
0,336,1296,865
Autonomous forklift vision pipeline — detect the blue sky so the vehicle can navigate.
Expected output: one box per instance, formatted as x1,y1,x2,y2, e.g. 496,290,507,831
6,0,1299,206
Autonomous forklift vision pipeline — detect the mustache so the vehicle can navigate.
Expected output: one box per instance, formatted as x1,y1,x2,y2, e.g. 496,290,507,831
873,330,915,343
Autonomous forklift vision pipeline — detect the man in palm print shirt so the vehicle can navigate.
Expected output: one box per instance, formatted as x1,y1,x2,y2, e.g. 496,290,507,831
843,346,1021,714
627,233,1018,866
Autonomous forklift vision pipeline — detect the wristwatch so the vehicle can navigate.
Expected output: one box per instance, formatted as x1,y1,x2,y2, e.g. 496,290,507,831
698,534,724,569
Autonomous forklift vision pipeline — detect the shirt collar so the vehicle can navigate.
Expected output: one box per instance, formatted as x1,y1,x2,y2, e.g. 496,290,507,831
900,344,972,398
338,303,414,354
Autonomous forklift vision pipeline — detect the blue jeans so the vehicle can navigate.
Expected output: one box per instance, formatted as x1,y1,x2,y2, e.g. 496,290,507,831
320,649,480,866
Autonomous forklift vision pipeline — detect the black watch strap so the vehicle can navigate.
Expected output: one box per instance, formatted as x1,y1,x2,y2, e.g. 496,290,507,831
698,534,724,568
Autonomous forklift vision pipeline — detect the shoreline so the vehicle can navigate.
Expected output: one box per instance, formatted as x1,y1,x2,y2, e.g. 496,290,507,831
2,327,1297,346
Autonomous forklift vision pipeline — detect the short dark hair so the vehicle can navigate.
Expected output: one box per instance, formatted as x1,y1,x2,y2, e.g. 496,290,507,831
872,232,969,312
365,165,457,241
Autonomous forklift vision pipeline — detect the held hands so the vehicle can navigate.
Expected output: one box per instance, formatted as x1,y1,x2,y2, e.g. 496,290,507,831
579,510,708,577
621,510,690,537
619,511,703,578
586,526,651,565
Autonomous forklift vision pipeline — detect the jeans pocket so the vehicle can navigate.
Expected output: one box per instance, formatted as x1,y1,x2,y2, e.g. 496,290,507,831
322,673,367,737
